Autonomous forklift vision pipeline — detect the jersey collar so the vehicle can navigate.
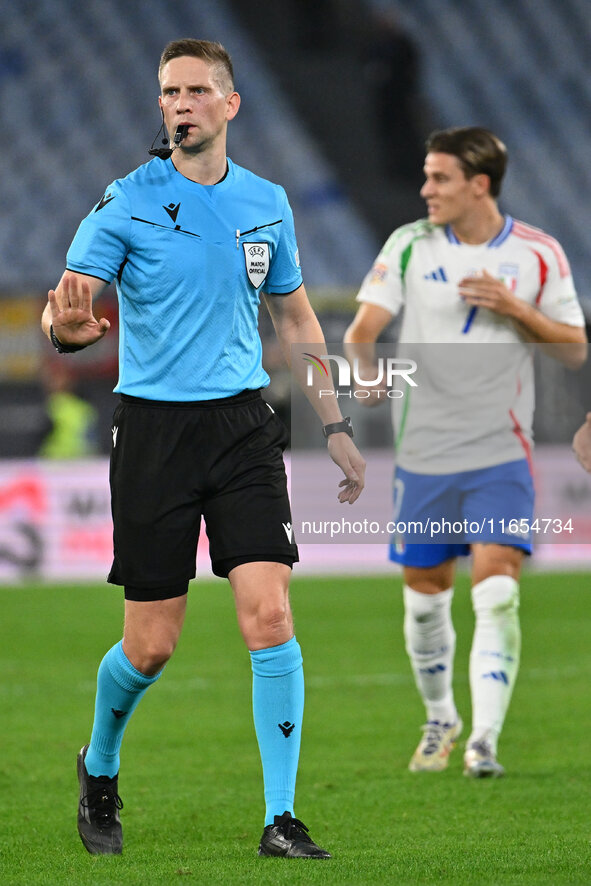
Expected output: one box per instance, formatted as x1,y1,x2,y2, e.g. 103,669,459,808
445,214,514,248
166,156,234,191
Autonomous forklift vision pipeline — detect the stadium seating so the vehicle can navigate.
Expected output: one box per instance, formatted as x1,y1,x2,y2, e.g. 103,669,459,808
380,0,591,308
0,0,378,290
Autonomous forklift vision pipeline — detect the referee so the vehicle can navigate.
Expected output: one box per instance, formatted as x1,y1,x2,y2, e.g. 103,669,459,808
41,39,365,860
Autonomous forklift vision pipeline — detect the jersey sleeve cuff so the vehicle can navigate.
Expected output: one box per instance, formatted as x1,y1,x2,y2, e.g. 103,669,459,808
65,265,113,285
264,276,303,296
356,290,397,313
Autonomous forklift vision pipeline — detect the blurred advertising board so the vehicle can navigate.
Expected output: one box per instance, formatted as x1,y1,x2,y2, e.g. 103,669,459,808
0,449,590,584
0,460,112,581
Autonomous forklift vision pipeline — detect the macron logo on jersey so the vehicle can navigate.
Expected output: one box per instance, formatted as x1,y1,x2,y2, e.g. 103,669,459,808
95,192,115,212
163,202,181,223
423,266,448,282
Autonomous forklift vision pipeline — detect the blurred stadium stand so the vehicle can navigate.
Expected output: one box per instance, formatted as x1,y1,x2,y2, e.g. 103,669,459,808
0,0,377,290
0,0,589,458
231,0,591,309
388,0,591,311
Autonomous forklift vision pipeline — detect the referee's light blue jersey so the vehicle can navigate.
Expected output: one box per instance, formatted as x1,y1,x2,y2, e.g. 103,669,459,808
67,157,303,400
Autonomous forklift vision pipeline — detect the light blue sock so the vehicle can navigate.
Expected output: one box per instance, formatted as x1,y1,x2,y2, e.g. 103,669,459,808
250,636,304,826
84,641,162,777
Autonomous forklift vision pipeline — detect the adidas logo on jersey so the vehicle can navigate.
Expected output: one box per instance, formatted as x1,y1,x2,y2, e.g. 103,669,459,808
423,266,448,282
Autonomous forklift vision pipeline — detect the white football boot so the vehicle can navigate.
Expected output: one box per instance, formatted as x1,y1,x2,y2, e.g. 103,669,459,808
408,718,463,772
463,738,505,778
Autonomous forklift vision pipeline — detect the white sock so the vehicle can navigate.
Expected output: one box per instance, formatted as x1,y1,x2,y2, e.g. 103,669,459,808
469,576,521,753
403,585,458,724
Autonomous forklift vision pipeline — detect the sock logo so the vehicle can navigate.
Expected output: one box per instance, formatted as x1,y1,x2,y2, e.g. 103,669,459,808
111,708,127,719
278,720,295,738
419,663,447,675
482,671,509,685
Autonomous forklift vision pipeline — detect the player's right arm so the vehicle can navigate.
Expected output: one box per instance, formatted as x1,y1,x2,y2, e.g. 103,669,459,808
344,303,394,405
42,178,129,349
344,224,415,404
42,271,110,348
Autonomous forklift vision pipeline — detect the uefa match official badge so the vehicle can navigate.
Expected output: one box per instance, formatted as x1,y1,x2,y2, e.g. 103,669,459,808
243,242,270,288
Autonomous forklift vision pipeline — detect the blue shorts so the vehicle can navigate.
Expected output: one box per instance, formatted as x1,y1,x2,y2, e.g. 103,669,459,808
389,459,534,568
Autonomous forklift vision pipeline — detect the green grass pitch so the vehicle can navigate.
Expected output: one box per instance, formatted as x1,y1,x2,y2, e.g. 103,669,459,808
0,571,589,885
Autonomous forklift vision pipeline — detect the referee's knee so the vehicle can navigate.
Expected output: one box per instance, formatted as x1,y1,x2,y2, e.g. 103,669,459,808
123,635,179,675
242,603,293,650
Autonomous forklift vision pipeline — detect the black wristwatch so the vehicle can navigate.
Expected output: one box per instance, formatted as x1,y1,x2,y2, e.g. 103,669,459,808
50,324,87,354
322,416,354,439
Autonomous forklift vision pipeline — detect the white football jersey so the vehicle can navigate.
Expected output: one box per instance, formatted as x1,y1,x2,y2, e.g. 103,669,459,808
356,216,585,473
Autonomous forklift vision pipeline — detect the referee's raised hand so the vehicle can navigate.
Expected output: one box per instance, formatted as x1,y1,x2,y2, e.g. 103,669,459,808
47,272,110,348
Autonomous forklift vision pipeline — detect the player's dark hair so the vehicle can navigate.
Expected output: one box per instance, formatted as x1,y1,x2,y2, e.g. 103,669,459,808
425,127,507,197
158,39,234,93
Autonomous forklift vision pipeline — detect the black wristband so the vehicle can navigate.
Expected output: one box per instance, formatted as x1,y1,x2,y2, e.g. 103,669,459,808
50,325,87,354
322,416,354,439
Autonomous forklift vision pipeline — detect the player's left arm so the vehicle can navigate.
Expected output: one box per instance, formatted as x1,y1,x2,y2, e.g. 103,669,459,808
264,284,366,504
458,269,587,369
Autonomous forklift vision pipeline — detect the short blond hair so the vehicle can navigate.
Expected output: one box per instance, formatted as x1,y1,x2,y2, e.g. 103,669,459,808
158,39,234,93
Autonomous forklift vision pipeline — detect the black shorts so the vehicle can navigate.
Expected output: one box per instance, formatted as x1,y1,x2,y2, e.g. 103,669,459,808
107,389,298,590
